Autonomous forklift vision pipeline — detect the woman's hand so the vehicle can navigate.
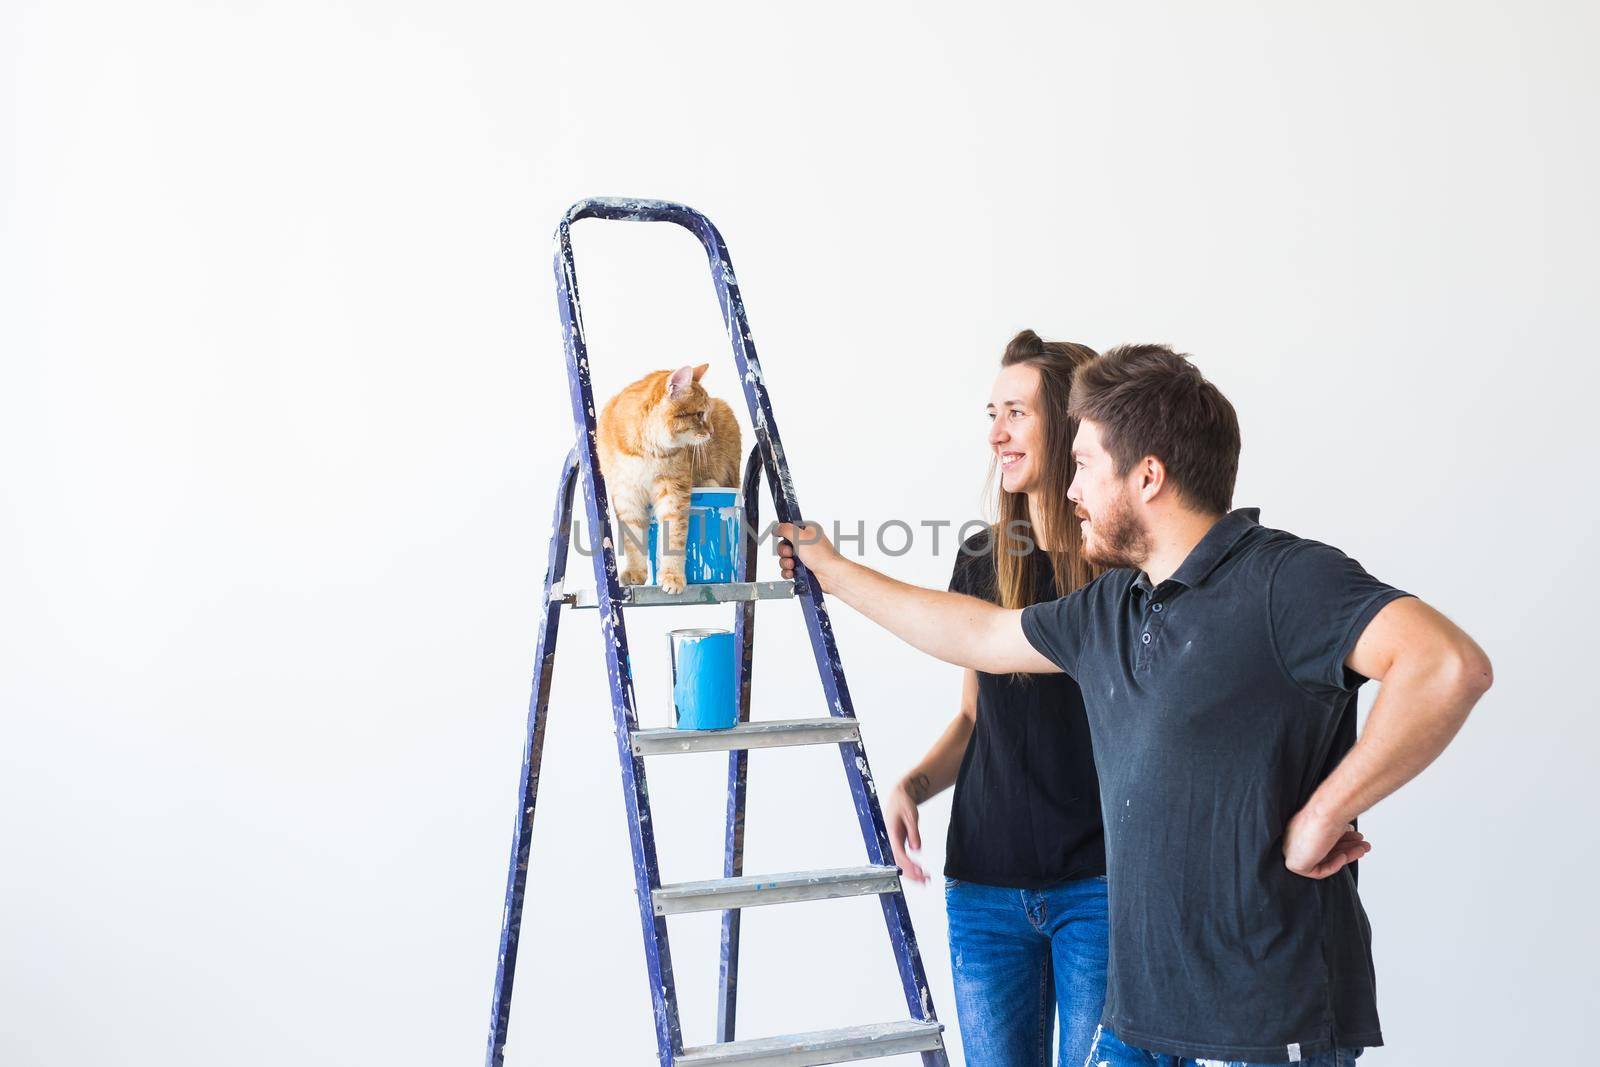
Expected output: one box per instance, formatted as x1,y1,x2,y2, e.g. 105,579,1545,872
885,776,930,884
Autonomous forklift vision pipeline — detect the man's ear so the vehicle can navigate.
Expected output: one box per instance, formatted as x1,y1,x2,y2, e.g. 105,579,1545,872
691,362,710,383
1138,456,1168,503
666,365,695,395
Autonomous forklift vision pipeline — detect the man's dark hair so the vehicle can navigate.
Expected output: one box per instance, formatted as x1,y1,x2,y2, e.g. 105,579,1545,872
1068,344,1241,515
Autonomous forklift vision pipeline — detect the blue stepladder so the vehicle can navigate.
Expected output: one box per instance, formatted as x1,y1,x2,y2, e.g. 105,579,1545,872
484,198,950,1067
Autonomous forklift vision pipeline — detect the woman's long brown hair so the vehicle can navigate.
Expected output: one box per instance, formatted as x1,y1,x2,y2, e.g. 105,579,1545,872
988,329,1101,609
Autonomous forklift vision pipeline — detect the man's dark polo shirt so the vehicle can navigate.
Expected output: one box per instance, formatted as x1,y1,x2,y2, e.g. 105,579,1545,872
1020,508,1410,1063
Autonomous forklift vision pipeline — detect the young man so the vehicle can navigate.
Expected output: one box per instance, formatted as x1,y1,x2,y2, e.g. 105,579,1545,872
775,345,1491,1066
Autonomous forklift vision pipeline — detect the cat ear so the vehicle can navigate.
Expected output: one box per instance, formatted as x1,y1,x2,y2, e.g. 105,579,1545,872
691,362,710,383
666,365,695,395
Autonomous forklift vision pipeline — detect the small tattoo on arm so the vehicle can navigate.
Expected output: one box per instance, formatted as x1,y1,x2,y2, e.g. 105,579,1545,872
906,774,931,803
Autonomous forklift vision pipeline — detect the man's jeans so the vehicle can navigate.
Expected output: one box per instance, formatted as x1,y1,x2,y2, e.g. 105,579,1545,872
945,875,1109,1067
1084,1024,1364,1066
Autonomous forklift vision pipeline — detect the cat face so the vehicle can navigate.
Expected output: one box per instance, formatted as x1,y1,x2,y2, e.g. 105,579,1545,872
656,363,715,449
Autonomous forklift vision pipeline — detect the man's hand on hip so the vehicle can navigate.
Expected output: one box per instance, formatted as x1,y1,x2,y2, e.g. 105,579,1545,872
1283,804,1372,879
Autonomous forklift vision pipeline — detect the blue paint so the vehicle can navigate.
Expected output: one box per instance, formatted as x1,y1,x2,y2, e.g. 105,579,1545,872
669,628,738,730
647,487,743,585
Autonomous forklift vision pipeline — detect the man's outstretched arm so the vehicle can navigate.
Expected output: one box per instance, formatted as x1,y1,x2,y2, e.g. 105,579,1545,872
1283,596,1494,878
774,521,1061,676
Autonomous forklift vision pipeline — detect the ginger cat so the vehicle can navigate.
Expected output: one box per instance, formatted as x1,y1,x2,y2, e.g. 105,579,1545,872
596,363,742,593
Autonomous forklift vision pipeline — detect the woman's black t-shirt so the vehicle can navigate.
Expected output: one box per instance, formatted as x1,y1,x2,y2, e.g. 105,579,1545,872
944,529,1106,888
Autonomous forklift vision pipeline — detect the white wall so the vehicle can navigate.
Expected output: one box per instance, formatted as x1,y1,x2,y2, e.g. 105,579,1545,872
3,2,1596,1064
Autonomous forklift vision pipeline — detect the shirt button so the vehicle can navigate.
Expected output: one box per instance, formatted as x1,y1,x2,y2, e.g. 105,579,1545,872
1152,602,1164,613
1142,632,1152,644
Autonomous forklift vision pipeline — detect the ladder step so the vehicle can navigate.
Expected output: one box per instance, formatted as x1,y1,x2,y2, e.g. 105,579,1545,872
632,717,861,756
562,579,795,608
677,1020,944,1066
653,865,900,916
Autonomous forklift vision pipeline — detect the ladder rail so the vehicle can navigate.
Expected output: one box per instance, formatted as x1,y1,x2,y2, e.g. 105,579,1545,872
484,449,579,1067
555,217,685,1064
718,445,763,1042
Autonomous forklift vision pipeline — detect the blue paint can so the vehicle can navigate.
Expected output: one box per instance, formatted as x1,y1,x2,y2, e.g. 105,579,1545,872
668,628,738,731
648,487,742,585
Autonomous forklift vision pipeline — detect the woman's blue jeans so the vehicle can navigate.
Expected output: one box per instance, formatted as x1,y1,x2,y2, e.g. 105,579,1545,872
944,875,1109,1067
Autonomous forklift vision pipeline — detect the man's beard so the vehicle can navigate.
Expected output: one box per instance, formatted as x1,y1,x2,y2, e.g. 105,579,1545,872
1079,491,1149,569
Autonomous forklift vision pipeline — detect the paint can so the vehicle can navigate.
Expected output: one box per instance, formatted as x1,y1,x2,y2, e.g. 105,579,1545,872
667,628,738,730
648,487,742,585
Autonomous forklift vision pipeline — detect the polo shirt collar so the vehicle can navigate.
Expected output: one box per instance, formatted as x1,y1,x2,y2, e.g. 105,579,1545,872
1135,507,1262,594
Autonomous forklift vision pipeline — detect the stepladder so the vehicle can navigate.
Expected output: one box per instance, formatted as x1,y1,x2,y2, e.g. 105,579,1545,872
485,198,949,1067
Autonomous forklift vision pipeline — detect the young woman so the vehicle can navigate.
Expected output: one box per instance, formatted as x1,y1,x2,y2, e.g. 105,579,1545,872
882,330,1107,1067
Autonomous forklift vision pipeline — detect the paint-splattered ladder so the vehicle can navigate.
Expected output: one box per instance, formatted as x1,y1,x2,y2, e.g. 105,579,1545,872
484,199,949,1067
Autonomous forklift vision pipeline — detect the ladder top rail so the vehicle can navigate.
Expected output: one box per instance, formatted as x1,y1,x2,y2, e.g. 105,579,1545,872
558,199,733,282
563,196,716,230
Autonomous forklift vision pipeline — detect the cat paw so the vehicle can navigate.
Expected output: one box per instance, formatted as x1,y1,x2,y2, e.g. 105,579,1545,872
619,561,648,586
658,570,687,595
